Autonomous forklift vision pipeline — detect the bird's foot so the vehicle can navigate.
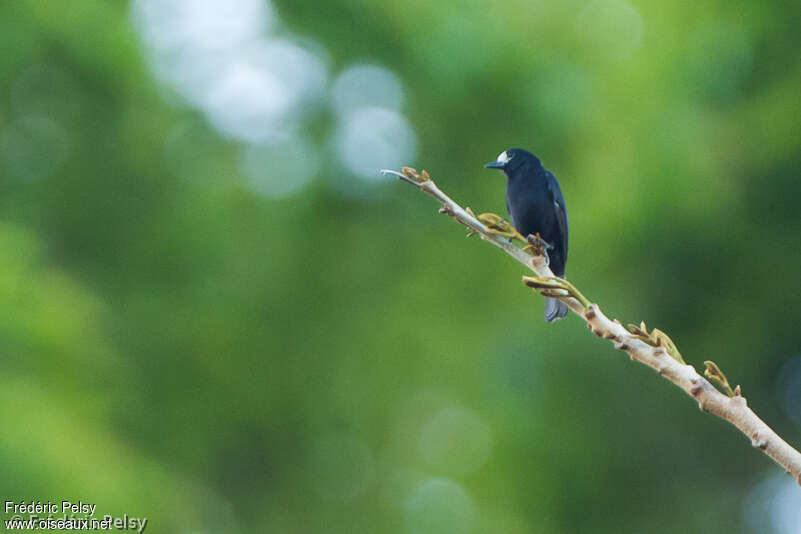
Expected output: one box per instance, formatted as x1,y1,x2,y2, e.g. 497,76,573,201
477,213,527,242
523,233,553,264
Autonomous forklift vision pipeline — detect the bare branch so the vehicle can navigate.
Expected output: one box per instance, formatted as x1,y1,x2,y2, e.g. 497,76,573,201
385,166,801,486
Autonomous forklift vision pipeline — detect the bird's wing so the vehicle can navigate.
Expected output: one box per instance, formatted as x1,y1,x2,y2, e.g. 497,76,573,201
547,171,568,262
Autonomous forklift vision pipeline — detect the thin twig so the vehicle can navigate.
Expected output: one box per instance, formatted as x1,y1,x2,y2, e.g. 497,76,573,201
384,166,801,486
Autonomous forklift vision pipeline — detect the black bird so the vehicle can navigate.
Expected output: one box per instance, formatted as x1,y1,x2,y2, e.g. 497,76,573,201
485,148,569,322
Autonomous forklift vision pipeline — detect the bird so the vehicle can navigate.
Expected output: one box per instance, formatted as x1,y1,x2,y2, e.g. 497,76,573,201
485,148,569,322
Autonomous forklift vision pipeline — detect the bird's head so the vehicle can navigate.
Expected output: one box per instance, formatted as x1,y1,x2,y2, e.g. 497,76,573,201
484,148,540,175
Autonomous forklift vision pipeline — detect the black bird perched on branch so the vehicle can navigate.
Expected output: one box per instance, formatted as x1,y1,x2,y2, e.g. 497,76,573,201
485,148,569,322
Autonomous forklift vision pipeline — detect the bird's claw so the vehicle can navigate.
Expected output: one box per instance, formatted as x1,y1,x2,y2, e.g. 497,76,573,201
526,232,554,250
477,213,526,242
523,233,554,264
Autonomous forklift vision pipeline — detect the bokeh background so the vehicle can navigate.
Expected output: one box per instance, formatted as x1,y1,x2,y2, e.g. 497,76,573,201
0,0,800,532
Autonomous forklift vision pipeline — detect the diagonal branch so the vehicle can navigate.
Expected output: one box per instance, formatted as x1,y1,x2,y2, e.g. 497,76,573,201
382,166,801,486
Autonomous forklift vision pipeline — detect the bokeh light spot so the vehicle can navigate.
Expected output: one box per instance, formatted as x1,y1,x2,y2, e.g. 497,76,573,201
239,136,319,198
332,64,404,116
131,0,272,53
744,475,801,534
336,107,417,181
133,0,327,144
201,59,293,143
133,0,418,197
246,39,328,107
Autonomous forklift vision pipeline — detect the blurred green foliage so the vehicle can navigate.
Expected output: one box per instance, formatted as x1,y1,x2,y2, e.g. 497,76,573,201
0,0,800,532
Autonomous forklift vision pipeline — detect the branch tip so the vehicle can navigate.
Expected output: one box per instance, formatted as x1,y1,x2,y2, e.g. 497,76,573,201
380,168,418,186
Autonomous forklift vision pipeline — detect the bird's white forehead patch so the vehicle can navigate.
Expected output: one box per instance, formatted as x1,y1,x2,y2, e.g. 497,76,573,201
496,151,511,164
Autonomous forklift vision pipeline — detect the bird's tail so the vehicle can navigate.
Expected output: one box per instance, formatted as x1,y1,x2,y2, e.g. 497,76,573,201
544,297,568,323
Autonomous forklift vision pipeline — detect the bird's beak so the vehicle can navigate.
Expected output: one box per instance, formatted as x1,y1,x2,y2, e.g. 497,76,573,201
484,161,505,169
